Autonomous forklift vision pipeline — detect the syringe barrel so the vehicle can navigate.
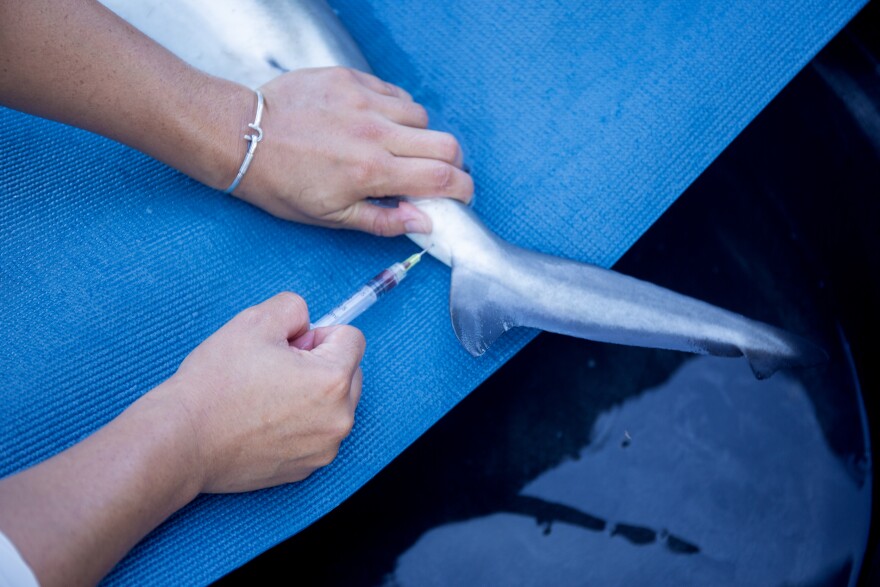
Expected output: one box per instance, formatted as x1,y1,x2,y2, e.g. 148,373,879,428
311,285,378,328
311,261,410,328
365,262,407,296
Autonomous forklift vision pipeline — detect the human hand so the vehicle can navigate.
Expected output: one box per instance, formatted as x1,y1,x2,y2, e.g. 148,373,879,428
230,67,473,236
157,292,365,493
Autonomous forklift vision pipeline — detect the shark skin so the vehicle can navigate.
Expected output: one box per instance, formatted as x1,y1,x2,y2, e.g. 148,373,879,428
100,0,826,378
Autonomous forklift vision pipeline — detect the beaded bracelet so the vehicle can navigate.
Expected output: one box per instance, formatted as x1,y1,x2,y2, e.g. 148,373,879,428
224,89,265,194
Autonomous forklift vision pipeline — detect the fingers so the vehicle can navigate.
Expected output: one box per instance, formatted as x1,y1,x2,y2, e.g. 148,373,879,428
289,328,317,351
349,69,413,102
239,292,310,342
387,127,464,167
311,325,364,417
339,68,426,127
310,324,366,368
371,157,474,202
371,93,429,128
353,126,470,200
338,199,430,236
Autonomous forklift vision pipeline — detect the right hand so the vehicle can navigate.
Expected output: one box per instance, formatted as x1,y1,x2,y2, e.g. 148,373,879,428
156,292,365,493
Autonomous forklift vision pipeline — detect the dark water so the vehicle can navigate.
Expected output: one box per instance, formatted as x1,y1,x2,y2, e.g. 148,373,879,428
218,5,879,586
382,357,868,586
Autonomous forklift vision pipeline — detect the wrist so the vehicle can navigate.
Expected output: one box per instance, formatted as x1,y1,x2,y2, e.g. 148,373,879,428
163,73,254,192
122,377,207,504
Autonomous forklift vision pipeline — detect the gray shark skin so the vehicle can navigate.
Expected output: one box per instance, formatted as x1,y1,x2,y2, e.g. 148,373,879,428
100,0,826,378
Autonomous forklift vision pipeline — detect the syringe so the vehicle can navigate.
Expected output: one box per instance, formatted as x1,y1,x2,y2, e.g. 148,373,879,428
310,251,426,328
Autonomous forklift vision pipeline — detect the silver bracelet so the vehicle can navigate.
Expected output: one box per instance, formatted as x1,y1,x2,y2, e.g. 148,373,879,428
224,90,265,194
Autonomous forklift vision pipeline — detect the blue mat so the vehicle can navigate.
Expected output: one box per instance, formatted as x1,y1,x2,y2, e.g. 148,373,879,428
0,1,865,584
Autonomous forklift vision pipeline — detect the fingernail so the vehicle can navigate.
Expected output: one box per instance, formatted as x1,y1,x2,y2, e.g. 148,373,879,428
404,217,431,234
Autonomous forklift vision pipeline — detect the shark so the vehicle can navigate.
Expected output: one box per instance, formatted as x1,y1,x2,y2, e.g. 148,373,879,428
100,0,826,378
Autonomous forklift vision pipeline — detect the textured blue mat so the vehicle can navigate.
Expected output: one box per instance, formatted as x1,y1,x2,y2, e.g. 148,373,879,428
0,1,865,584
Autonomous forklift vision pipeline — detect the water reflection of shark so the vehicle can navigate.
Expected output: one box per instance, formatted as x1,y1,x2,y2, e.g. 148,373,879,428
502,494,700,554
101,0,826,378
386,357,869,586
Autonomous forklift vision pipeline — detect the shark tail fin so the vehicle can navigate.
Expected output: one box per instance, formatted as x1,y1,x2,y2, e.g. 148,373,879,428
447,244,827,378
449,264,521,357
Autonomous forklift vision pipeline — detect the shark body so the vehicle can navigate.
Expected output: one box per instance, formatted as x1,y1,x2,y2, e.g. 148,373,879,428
100,0,825,377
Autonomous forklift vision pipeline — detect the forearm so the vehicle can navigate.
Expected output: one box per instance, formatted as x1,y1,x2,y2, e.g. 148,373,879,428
0,380,202,587
0,0,250,190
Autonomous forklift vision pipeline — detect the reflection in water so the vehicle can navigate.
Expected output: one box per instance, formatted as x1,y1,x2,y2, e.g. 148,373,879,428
501,495,700,554
387,357,870,586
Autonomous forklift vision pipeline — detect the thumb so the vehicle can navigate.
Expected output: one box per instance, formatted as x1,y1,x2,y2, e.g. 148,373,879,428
343,200,432,237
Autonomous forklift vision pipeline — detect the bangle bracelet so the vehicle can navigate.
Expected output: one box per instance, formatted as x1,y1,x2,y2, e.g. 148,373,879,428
224,89,265,194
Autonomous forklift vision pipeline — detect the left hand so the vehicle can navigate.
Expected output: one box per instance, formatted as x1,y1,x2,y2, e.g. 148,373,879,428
230,67,474,236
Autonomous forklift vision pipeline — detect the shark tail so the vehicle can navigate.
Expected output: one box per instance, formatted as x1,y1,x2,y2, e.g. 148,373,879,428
448,242,827,378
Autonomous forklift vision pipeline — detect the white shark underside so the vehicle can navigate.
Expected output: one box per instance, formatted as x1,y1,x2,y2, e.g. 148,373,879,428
101,0,826,378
